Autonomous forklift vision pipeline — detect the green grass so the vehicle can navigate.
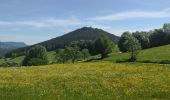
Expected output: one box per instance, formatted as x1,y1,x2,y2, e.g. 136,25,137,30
0,62,169,100
0,56,25,64
105,44,170,64
138,45,170,63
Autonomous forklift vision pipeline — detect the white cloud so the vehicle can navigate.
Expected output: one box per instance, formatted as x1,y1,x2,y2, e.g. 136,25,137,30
0,17,81,28
89,8,170,21
86,24,161,36
105,28,155,36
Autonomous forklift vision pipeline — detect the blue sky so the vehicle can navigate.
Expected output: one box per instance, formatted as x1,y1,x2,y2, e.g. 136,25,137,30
0,0,170,45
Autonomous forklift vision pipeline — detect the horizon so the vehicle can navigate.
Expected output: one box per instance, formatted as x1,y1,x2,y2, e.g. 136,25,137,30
0,0,170,45
0,25,163,46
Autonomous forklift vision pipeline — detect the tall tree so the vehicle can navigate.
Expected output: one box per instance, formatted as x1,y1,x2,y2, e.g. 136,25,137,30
69,40,94,55
132,31,150,49
163,23,170,33
22,45,48,66
93,34,114,59
126,36,141,61
65,46,82,63
118,32,132,52
81,49,90,61
149,29,168,47
56,49,70,64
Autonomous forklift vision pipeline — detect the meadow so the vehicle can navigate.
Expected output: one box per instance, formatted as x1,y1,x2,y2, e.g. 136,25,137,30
105,44,170,64
0,62,170,100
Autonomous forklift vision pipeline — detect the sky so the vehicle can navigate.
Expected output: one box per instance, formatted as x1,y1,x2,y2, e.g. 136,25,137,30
0,0,170,45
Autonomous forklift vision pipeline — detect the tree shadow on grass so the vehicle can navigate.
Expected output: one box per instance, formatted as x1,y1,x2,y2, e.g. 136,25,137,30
137,60,170,64
115,59,131,63
84,57,102,62
159,60,170,64
138,60,157,64
116,59,170,65
85,56,170,65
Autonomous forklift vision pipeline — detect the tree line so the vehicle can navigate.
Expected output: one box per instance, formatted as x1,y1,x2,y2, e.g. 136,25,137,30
22,34,115,66
118,24,170,61
119,24,170,52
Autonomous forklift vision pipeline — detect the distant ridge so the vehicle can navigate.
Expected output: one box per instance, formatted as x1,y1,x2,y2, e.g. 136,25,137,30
0,42,27,57
6,27,119,57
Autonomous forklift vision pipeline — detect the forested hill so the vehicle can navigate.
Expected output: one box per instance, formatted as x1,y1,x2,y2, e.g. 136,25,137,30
6,27,119,57
40,27,119,50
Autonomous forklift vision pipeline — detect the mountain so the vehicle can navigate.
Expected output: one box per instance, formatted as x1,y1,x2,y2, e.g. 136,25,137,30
5,27,119,57
40,27,119,50
0,42,27,57
0,42,27,50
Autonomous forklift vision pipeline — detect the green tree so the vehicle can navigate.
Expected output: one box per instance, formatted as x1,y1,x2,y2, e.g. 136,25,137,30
163,23,170,33
11,53,17,59
81,49,90,61
118,32,132,52
149,29,170,47
93,34,114,59
132,31,150,49
65,46,82,63
69,40,94,55
56,49,69,64
28,58,48,66
126,36,141,61
22,45,48,66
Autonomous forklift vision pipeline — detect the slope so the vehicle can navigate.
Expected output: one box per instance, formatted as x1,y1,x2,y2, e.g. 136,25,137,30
105,44,170,64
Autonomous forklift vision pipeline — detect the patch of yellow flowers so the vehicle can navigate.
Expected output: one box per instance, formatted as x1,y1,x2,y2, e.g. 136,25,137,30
0,61,169,99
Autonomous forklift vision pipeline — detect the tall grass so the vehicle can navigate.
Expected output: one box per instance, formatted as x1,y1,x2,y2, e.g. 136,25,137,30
0,62,169,100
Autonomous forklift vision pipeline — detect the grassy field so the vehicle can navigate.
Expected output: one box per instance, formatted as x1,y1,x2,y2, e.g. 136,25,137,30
0,62,169,100
105,44,170,64
0,56,25,64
